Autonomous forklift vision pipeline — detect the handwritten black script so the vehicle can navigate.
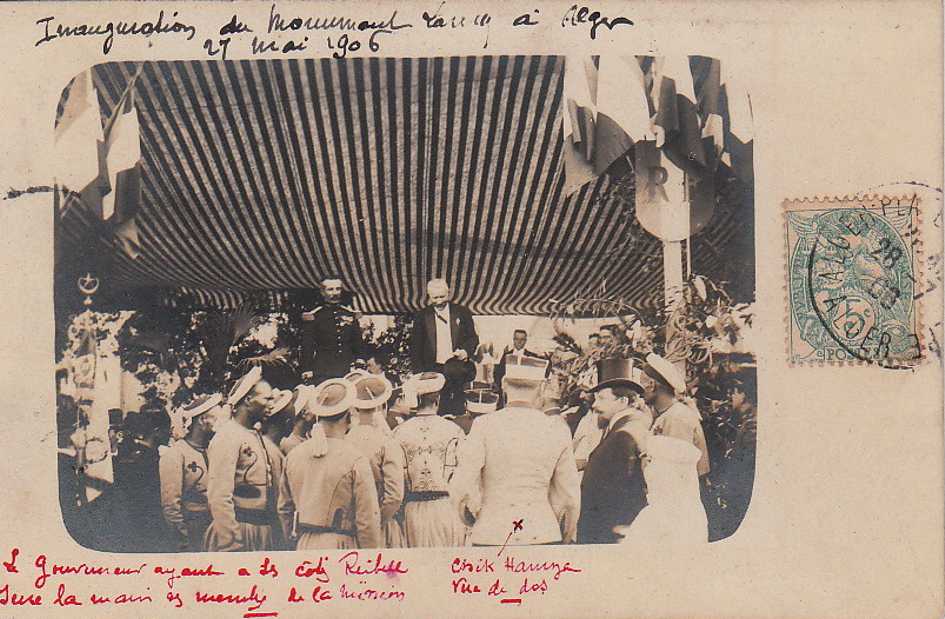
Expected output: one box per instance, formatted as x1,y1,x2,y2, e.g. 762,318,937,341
35,12,197,55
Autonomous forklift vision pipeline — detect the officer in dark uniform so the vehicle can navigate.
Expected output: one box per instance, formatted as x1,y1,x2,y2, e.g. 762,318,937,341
300,276,365,385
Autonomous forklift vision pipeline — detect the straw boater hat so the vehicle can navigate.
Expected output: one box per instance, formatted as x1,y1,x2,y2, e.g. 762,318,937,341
306,378,356,457
350,374,393,410
169,392,223,439
291,385,313,418
184,393,223,422
643,353,686,395
344,369,369,383
465,389,499,415
309,378,355,418
412,372,446,395
398,372,442,410
267,388,294,418
227,365,264,407
591,358,645,396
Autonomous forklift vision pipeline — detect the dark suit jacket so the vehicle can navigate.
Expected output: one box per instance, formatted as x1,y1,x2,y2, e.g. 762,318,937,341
410,302,479,372
577,415,647,544
493,347,543,391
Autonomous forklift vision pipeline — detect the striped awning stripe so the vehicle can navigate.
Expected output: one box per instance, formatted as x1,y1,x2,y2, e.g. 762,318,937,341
58,57,752,315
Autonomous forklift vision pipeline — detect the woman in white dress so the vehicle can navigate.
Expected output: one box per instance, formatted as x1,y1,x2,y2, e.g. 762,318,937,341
616,434,708,548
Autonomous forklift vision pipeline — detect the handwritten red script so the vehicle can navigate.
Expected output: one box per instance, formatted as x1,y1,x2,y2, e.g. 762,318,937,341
450,554,583,603
0,545,580,614
0,547,411,613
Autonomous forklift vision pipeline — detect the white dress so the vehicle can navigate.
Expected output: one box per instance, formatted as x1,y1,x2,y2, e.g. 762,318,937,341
617,435,708,548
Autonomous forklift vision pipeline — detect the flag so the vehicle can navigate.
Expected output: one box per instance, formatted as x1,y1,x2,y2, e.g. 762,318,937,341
651,56,709,179
101,74,143,223
562,56,598,196
68,314,114,504
719,60,754,184
54,70,108,219
78,354,116,504
697,57,724,158
71,317,97,390
593,56,653,175
114,217,142,260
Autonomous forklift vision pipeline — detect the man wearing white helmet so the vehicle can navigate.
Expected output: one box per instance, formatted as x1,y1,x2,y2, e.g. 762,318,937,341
159,393,222,551
643,353,711,477
205,367,280,552
277,378,381,550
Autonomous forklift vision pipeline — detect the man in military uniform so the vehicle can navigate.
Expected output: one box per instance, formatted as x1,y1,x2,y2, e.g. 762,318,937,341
452,357,581,546
277,378,381,550
300,276,365,385
205,366,280,552
159,393,222,551
643,353,711,478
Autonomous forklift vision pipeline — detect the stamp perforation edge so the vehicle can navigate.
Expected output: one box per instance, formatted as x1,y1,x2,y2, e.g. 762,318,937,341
782,193,926,368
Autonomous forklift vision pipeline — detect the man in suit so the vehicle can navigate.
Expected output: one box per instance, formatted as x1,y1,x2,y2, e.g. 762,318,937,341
493,329,543,393
451,356,580,546
577,358,652,545
300,276,365,385
410,278,479,415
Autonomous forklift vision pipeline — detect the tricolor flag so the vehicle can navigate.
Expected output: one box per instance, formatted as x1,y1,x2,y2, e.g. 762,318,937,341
562,56,598,196
102,67,145,259
719,61,754,184
651,56,709,180
54,70,108,218
593,56,653,175
102,81,142,223
697,57,724,158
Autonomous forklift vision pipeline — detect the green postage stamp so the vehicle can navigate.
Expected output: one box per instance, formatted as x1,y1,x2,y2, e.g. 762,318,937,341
784,195,923,367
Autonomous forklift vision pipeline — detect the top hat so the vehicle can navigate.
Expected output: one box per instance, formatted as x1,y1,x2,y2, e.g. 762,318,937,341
591,358,644,395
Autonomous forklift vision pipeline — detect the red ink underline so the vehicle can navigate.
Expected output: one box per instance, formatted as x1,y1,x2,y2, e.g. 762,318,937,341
243,612,278,618
500,598,522,605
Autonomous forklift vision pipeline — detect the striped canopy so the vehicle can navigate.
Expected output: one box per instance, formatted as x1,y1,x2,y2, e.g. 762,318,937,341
57,57,752,315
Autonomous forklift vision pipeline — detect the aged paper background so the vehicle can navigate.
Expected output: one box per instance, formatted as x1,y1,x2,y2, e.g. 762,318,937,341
0,1,941,617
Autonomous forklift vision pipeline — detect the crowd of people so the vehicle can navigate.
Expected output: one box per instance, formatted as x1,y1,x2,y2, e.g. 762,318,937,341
58,276,756,552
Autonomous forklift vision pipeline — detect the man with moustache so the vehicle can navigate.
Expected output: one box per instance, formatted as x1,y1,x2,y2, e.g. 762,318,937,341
159,393,223,552
493,329,542,393
410,278,480,415
300,275,365,385
643,353,711,478
205,366,280,552
577,358,652,545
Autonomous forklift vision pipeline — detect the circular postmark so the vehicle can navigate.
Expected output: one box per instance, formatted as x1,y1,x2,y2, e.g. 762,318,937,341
790,207,922,368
